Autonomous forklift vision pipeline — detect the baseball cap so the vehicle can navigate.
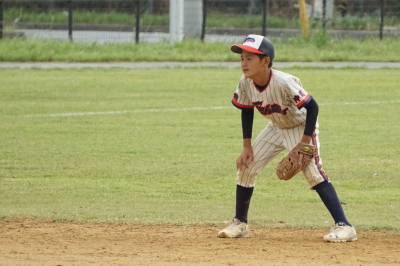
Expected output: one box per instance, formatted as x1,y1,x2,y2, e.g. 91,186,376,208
231,34,275,60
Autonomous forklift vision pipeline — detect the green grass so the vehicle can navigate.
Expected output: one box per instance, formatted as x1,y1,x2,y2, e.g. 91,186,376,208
5,8,169,25
0,37,400,62
331,13,400,30
0,68,399,231
205,12,301,29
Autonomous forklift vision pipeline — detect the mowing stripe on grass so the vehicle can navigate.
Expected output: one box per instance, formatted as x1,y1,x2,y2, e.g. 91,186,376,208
12,100,400,118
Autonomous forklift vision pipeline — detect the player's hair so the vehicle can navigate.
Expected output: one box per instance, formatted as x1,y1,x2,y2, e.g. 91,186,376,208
257,54,273,68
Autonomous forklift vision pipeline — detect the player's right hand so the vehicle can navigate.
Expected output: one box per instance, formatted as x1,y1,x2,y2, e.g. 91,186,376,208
236,146,254,170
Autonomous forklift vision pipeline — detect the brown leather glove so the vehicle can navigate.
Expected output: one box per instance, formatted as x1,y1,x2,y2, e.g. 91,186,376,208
276,143,317,181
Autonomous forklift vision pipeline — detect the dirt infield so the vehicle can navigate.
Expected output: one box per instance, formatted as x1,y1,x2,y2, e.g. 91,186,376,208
0,217,399,266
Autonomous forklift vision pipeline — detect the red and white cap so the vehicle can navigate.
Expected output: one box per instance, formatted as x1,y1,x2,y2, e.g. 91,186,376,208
231,34,275,60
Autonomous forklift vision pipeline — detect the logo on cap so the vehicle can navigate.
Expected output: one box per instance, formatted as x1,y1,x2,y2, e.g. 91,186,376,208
244,37,256,43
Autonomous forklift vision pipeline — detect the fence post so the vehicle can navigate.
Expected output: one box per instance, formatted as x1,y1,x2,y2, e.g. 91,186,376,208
299,0,310,39
68,0,73,42
322,0,326,28
379,0,384,40
169,0,184,43
201,0,206,42
262,0,268,36
0,0,3,40
135,0,140,43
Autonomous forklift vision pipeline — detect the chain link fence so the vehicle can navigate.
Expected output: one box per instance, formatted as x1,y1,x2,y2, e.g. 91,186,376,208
0,0,399,43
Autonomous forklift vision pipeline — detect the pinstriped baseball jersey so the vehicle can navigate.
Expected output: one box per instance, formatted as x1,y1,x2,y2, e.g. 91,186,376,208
232,69,317,129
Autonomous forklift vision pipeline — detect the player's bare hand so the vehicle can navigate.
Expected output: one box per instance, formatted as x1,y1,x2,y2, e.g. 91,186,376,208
236,146,254,170
289,145,303,170
289,143,315,170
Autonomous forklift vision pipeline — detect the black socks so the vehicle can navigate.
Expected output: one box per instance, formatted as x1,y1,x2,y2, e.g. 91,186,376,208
234,181,351,227
235,185,254,224
314,181,351,226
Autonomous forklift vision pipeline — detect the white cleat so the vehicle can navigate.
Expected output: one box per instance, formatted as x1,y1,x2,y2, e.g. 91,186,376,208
217,218,249,238
323,224,358,243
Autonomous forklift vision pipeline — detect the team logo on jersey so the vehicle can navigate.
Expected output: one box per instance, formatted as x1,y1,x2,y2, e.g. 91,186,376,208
253,102,288,116
293,95,301,103
293,91,306,103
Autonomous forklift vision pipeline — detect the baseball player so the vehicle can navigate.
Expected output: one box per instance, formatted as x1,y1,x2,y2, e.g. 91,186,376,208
217,34,357,242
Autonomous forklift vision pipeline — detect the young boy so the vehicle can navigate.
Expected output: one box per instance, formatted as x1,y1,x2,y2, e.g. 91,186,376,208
217,34,357,242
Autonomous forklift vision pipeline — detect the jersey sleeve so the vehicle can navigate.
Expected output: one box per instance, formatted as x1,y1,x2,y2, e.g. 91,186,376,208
231,77,255,110
285,76,311,109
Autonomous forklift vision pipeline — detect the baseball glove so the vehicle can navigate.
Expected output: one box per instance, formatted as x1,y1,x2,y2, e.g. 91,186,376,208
276,143,316,181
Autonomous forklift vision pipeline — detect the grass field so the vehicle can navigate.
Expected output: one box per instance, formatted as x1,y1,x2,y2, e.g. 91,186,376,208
1,37,400,62
0,67,399,231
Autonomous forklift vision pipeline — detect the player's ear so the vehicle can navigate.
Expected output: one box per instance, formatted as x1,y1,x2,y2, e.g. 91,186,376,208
264,56,271,67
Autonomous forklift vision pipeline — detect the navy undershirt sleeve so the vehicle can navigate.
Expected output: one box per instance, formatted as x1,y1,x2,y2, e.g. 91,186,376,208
241,108,254,139
302,97,319,137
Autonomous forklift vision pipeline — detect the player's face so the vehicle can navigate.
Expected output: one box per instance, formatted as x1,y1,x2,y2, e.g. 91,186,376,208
240,50,267,80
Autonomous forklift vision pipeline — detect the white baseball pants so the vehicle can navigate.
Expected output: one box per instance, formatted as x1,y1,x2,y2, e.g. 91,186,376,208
236,122,329,189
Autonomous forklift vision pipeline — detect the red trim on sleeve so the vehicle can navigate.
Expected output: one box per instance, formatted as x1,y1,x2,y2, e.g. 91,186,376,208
296,94,311,108
232,98,255,109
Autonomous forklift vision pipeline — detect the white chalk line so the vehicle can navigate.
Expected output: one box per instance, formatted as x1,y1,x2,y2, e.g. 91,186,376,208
22,106,230,118
13,100,400,118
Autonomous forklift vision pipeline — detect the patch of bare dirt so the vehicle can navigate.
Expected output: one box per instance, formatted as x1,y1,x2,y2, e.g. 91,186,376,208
0,216,399,266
